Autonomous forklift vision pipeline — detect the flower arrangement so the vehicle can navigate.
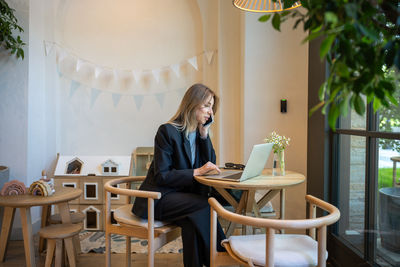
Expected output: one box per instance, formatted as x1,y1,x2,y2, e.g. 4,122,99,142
264,131,290,154
264,131,290,176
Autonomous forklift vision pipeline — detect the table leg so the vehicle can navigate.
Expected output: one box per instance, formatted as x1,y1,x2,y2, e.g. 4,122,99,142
225,191,247,237
57,202,72,224
244,191,256,235
39,205,51,253
280,189,286,234
0,207,15,262
214,188,239,209
20,207,36,267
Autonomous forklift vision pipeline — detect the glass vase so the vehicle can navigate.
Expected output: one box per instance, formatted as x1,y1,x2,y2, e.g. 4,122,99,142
272,151,285,176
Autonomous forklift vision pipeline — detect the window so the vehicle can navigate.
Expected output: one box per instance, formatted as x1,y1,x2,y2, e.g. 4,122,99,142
331,102,400,266
84,183,98,199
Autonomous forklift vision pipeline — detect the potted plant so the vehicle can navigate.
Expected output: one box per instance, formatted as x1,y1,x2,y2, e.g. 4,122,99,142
0,0,25,59
259,0,399,129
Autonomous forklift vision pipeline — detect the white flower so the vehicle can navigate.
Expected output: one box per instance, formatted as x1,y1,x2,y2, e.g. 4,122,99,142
264,131,290,154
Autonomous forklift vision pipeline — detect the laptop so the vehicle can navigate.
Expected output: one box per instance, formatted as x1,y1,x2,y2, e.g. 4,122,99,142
203,143,273,182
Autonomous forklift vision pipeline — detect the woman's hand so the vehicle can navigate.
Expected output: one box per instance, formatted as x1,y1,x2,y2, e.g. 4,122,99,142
198,123,209,139
194,161,221,176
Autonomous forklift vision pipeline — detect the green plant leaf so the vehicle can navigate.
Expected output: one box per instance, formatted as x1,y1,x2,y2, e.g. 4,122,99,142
320,35,336,60
272,13,281,31
324,12,338,26
335,62,350,78
318,82,327,101
328,104,340,131
302,29,324,44
373,97,381,112
259,15,272,22
354,94,365,115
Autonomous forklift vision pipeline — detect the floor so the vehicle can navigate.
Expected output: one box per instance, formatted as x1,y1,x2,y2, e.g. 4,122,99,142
0,239,185,267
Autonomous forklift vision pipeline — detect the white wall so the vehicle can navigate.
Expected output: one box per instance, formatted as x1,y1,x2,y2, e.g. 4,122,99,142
45,0,209,156
218,1,244,165
0,0,29,186
243,12,309,220
0,0,29,238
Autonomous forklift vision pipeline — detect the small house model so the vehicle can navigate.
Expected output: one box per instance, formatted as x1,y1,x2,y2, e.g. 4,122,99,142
54,154,133,231
101,159,119,175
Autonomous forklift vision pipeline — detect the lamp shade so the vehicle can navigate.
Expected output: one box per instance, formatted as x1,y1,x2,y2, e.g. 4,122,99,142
233,0,301,13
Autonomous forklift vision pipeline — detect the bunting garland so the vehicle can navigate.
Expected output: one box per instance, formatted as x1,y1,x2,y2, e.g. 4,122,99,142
44,41,217,109
44,41,216,84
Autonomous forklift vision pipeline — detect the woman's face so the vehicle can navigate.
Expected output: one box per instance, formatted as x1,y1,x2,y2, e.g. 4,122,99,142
195,95,214,125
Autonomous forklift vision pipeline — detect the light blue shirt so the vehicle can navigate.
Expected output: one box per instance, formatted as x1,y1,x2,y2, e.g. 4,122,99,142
188,131,196,167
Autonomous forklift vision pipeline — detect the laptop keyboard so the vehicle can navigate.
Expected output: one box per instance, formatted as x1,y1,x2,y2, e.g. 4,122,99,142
222,172,242,180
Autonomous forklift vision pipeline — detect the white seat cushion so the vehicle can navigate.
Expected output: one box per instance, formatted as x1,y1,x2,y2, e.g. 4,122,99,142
113,204,170,229
226,234,327,267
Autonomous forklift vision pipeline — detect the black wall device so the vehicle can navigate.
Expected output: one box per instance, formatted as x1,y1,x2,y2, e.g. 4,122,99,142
280,99,287,113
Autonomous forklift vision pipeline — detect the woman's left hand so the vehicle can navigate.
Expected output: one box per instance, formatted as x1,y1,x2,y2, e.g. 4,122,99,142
198,123,210,139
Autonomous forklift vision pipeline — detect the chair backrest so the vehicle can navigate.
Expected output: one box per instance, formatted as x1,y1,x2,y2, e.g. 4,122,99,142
209,195,340,267
103,176,180,267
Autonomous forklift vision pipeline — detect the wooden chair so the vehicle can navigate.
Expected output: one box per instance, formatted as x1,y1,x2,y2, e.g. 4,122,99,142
209,194,340,267
39,223,82,267
104,176,180,267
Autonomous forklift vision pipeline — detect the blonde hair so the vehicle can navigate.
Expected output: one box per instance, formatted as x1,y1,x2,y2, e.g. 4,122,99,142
168,83,219,136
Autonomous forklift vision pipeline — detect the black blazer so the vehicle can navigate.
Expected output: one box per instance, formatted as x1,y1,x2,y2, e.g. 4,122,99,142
132,123,216,218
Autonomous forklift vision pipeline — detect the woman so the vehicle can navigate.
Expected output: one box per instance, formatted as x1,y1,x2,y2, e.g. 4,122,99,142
132,83,226,267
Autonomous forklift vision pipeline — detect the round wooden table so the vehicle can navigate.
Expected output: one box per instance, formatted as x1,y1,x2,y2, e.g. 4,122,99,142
195,168,305,235
0,186,82,267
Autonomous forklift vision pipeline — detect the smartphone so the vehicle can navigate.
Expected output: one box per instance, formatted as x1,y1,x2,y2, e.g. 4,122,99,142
203,115,214,127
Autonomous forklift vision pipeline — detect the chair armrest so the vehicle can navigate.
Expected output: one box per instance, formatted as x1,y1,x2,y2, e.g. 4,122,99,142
209,196,340,230
305,195,341,226
104,176,161,200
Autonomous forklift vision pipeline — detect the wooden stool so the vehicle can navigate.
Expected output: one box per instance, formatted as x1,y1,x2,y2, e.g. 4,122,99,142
49,212,85,254
39,223,82,267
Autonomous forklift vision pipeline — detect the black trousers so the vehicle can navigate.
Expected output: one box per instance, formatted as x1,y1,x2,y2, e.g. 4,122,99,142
155,192,226,267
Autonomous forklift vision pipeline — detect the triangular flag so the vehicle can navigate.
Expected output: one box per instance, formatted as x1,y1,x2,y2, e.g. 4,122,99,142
76,59,83,72
177,87,186,97
113,69,119,81
205,51,214,64
112,93,122,107
188,56,198,70
94,67,102,79
170,64,180,78
90,88,102,108
69,80,80,98
44,41,54,56
133,95,144,110
152,68,161,83
56,49,67,63
155,92,165,108
132,70,142,83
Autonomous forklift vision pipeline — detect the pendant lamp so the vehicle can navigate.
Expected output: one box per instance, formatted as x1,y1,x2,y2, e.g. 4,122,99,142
233,0,301,13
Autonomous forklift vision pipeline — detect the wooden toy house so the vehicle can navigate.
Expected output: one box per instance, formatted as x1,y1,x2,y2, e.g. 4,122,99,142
54,154,133,231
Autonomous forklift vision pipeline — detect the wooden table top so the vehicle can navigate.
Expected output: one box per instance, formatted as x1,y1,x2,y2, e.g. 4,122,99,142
195,168,305,190
391,156,400,162
0,187,82,207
